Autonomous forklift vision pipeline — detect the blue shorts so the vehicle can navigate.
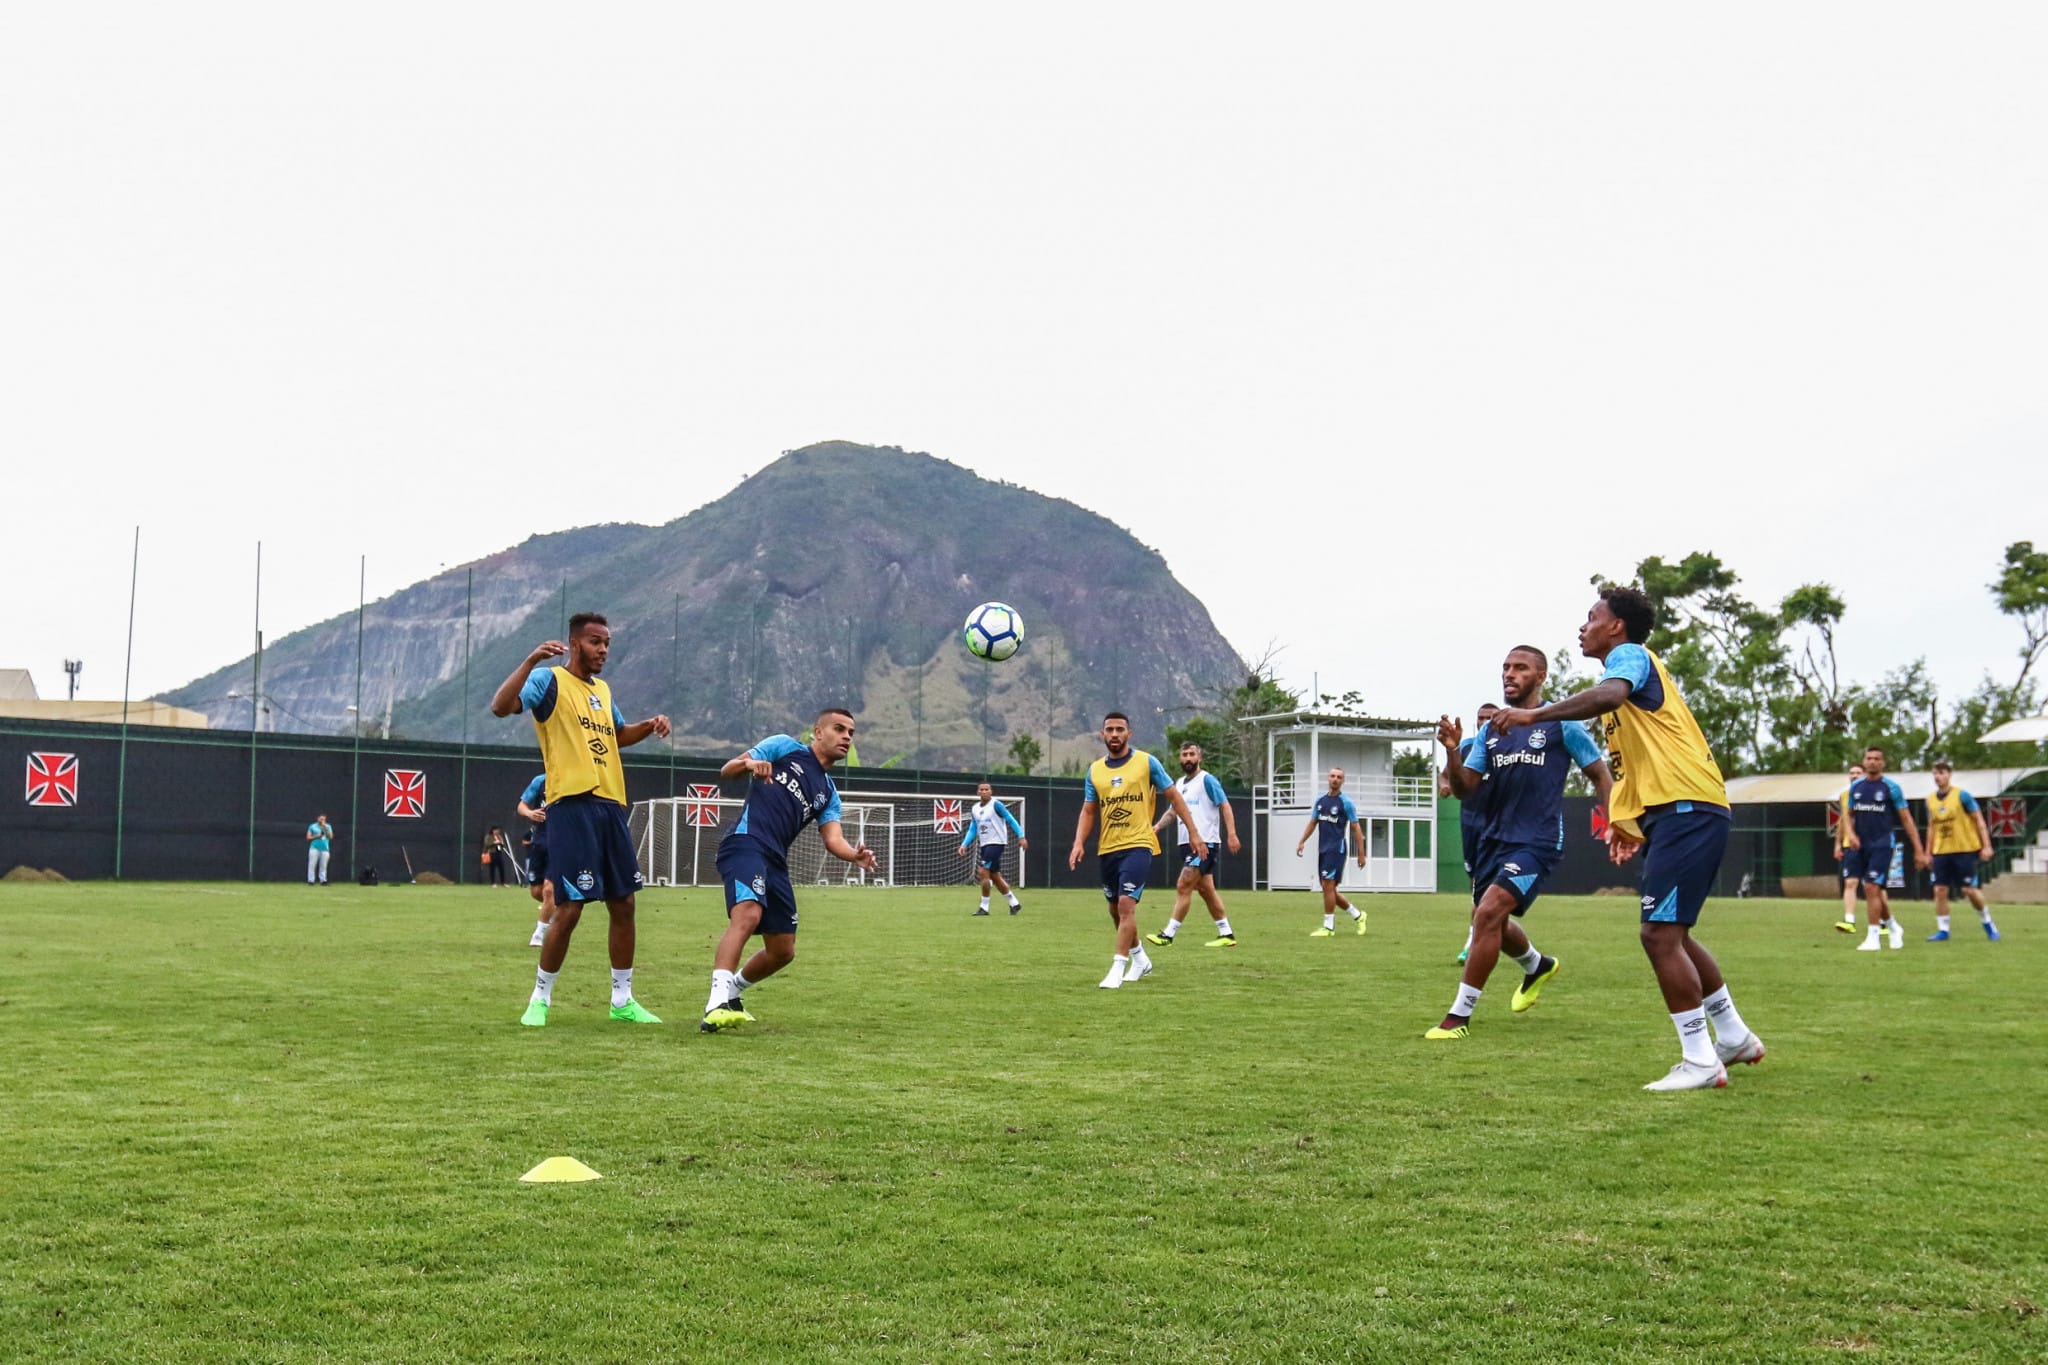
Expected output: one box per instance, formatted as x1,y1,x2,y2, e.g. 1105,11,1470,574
1930,851,1981,892
1317,844,1348,883
1100,847,1153,903
977,843,1007,873
717,836,799,936
1471,840,1559,916
1177,842,1219,878
543,795,641,903
1638,806,1730,926
1842,841,1893,887
526,825,548,881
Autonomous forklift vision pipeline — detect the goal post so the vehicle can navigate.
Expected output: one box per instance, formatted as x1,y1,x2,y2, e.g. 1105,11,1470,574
628,790,1026,890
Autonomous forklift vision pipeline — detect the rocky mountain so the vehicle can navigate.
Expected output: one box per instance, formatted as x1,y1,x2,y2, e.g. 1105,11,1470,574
159,443,1246,771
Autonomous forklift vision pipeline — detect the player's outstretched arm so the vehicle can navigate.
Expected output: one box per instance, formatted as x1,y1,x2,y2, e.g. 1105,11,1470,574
1491,678,1630,734
618,715,672,748
721,751,774,782
1069,802,1096,871
819,820,880,871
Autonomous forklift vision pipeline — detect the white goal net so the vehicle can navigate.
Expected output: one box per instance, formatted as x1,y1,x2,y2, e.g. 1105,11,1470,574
630,790,1028,890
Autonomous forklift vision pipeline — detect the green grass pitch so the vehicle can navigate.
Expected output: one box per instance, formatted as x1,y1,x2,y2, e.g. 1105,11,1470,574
3,882,2042,1363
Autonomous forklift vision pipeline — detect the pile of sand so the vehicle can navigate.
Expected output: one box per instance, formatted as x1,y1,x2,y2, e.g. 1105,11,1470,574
413,871,453,886
2,866,65,883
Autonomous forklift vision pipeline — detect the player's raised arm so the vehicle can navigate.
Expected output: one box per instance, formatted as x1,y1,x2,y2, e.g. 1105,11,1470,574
490,641,566,717
1490,679,1630,735
722,750,773,781
618,715,672,747
1438,714,1485,798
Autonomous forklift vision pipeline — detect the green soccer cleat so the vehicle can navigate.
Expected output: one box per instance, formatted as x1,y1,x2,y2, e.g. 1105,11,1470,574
1833,919,1858,933
520,1000,548,1027
698,999,752,1033
609,1000,663,1024
1309,927,1337,938
1425,1023,1470,1040
1511,956,1559,1013
1456,947,1469,964
1355,911,1368,936
1143,932,1175,947
1203,934,1237,948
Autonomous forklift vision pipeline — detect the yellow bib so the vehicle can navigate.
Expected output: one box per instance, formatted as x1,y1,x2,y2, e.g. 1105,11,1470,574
1089,750,1162,856
1925,788,1982,855
533,668,628,807
1601,647,1726,837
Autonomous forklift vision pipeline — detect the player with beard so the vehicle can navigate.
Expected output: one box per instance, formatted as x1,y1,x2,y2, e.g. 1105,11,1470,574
1429,647,1611,1040
700,709,879,1031
1490,587,1765,1091
1144,742,1243,947
1068,713,1208,989
490,615,672,1027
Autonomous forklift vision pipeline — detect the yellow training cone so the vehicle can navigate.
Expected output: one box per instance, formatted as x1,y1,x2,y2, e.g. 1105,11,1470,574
520,1156,602,1184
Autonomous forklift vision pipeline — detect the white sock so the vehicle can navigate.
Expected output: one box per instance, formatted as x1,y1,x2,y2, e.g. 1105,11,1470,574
1007,891,1020,906
1112,954,1129,973
1863,924,1881,940
1671,1007,1715,1067
1131,944,1151,968
1936,913,1952,931
1449,983,1483,1019
534,920,548,936
1160,920,1178,939
611,968,634,1008
706,968,736,1013
734,971,754,993
1512,945,1543,974
532,967,558,1005
1214,917,1232,936
1702,986,1750,1045
1346,906,1362,920
979,895,990,910
1978,904,1995,924
1323,913,1336,929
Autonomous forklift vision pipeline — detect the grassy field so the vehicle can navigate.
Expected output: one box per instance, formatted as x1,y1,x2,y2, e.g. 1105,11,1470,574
2,881,2041,1363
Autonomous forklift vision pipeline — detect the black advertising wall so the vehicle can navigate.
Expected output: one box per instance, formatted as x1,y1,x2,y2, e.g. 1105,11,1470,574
0,718,1258,892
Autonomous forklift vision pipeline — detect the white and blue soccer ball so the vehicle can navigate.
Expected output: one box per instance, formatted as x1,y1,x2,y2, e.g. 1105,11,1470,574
963,602,1023,662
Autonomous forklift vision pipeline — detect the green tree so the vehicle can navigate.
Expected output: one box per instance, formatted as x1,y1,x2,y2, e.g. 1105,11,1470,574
1003,732,1043,776
1992,541,2048,703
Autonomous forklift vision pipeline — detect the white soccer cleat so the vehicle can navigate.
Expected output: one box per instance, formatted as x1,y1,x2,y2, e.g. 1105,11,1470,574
1714,1032,1766,1067
1098,968,1125,990
1856,936,1882,952
1123,956,1153,982
1887,923,1904,949
1642,1060,1729,1091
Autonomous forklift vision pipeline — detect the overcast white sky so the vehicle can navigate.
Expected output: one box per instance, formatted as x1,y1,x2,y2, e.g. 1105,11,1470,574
5,5,2045,726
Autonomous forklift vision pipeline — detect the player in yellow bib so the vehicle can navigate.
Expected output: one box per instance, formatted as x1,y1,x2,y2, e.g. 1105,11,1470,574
1067,712,1207,990
490,614,672,1027
1490,587,1764,1091
1923,760,2000,942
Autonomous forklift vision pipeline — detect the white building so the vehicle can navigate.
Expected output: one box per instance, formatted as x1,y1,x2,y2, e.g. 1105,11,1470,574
1247,710,1438,892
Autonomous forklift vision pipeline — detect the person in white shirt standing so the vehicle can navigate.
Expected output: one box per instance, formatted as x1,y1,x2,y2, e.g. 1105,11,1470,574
958,781,1028,915
1145,743,1243,948
305,814,333,886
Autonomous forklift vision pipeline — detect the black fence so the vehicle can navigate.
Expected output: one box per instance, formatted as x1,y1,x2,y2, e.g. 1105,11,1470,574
0,717,1257,893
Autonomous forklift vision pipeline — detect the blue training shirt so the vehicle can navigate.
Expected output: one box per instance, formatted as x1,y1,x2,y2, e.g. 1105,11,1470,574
1464,718,1604,851
1312,792,1359,858
1599,643,1666,712
518,773,547,809
1845,776,1909,847
724,735,844,864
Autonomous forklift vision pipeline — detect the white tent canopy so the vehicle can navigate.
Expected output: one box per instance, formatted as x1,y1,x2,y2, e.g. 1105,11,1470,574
1979,714,2048,745
1724,767,2046,805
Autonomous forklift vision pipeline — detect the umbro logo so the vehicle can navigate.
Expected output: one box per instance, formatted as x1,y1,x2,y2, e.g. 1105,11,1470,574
1503,862,1522,875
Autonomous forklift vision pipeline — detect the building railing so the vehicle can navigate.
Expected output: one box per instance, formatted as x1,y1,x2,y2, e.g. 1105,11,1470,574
1255,774,1435,810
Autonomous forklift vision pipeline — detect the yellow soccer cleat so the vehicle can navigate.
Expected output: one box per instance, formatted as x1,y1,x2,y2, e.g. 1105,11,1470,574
1424,1023,1470,1040
1511,956,1560,1013
1355,911,1368,936
1308,927,1337,938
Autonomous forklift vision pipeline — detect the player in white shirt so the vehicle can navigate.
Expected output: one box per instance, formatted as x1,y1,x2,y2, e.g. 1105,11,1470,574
1145,743,1243,947
957,781,1028,915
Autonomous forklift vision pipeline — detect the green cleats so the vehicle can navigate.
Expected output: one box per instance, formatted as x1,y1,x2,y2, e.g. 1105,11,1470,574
1355,911,1368,936
699,999,753,1033
1511,957,1559,1013
609,1000,663,1024
1308,927,1337,938
1425,1022,1470,1040
1203,934,1237,948
1142,932,1175,947
520,999,549,1027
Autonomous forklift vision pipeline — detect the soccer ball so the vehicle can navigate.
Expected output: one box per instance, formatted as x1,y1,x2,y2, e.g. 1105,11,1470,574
963,602,1023,662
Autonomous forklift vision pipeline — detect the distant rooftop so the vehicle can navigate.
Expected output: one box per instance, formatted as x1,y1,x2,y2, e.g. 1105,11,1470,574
0,669,39,701
1242,710,1436,736
1725,767,2047,804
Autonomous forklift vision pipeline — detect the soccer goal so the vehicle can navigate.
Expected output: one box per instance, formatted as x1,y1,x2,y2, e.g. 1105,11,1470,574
628,789,1026,890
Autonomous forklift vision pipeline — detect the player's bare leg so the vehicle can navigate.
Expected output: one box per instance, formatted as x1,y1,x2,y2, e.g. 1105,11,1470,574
1312,880,1364,936
1429,887,1546,1034
523,893,580,1025
1837,872,1859,931
599,895,657,1022
1858,880,1898,949
1102,896,1150,987
741,933,795,984
704,900,765,1029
